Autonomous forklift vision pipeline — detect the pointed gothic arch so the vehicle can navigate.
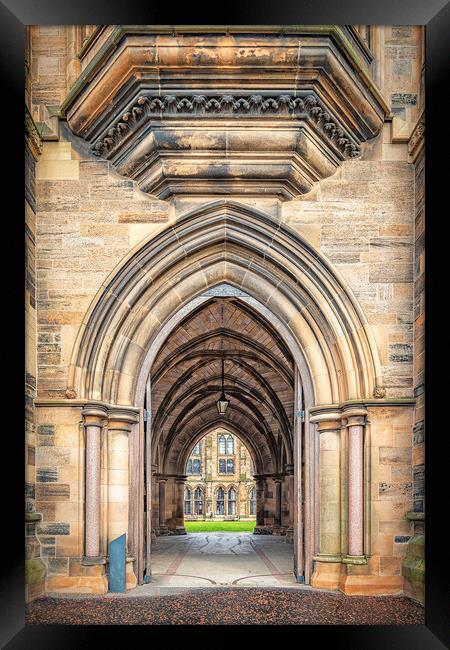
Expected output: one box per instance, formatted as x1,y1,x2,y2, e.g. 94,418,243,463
69,199,383,407
68,199,384,587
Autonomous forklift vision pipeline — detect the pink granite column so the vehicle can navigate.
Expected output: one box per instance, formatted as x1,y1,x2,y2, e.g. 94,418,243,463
347,416,365,557
82,405,108,559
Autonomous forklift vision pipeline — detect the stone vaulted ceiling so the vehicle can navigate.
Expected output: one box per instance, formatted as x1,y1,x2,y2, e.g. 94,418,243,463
151,297,294,475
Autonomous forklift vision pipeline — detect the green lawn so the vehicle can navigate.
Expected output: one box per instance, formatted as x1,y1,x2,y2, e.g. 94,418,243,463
184,520,256,533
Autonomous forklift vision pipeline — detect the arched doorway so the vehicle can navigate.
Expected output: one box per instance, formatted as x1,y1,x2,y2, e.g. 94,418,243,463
69,199,383,591
146,293,298,581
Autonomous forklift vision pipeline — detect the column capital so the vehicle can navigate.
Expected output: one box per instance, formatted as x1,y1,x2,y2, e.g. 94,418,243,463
82,403,108,427
341,404,368,427
285,463,294,475
309,406,342,429
108,407,139,432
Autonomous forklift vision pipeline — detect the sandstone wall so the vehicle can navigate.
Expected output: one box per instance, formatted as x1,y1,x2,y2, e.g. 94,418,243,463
27,25,424,595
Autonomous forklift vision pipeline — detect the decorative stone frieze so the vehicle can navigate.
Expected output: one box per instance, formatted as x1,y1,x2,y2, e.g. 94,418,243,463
63,28,388,200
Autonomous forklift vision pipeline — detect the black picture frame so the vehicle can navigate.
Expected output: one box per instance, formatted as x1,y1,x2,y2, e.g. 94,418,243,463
2,0,449,647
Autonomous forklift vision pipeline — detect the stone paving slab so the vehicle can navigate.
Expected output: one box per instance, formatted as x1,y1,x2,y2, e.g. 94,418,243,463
150,532,296,587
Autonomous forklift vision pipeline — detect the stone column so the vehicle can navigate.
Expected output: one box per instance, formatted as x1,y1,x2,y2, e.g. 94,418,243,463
254,476,266,533
82,404,107,560
107,408,139,589
285,464,294,543
345,413,366,559
158,477,169,535
310,409,342,589
273,477,282,531
174,476,187,534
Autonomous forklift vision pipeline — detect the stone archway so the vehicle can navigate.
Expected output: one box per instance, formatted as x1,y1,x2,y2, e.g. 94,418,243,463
69,199,383,591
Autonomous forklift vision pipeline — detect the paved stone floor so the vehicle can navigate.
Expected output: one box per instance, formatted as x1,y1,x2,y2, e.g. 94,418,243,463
26,534,425,625
149,532,296,589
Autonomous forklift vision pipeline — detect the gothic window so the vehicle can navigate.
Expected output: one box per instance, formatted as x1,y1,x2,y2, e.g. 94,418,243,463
219,458,234,474
218,434,226,454
192,442,201,455
216,487,225,515
187,458,202,474
226,435,234,454
184,487,192,514
228,487,236,515
194,487,203,515
249,487,256,516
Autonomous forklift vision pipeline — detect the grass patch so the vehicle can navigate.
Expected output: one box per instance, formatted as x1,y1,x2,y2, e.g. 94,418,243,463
184,520,256,533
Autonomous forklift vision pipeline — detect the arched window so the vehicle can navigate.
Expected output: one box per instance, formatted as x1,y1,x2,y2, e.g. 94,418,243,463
226,435,234,454
218,434,226,454
194,487,203,515
184,487,192,515
192,442,201,455
216,487,225,515
249,487,256,516
228,487,236,515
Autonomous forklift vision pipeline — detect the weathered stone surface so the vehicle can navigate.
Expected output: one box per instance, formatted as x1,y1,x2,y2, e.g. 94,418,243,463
36,484,70,501
26,25,423,600
38,522,70,535
379,447,412,465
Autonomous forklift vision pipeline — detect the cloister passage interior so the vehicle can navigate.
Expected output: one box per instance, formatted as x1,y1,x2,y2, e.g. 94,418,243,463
145,291,299,582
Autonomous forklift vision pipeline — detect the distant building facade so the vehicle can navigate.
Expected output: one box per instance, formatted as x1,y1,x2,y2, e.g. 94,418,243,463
184,431,256,520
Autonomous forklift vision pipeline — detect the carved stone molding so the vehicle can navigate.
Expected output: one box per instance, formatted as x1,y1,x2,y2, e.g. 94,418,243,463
25,105,42,160
408,112,425,163
63,28,388,200
92,93,361,161
373,385,386,399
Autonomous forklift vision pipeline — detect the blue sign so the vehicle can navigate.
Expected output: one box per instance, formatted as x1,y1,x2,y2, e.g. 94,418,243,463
108,534,126,592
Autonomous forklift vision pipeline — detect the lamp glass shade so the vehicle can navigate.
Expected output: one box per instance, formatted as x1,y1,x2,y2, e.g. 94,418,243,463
216,395,230,415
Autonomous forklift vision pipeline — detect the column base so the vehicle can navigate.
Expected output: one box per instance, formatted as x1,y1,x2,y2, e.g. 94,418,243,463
272,525,287,536
170,526,186,535
341,555,368,565
338,574,404,596
47,575,109,595
158,525,170,536
310,561,342,590
285,526,294,543
253,525,273,535
126,557,137,591
47,556,108,595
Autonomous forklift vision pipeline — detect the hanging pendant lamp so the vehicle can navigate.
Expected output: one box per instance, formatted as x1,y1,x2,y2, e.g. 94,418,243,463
216,304,230,415
216,354,230,415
